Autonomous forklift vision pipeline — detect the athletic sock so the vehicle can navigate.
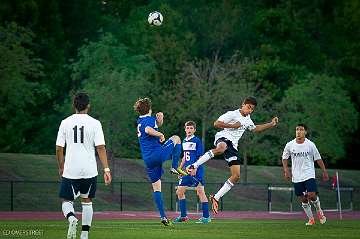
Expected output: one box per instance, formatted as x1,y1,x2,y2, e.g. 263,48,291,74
153,191,166,218
193,151,214,168
202,202,210,218
214,179,234,201
171,144,182,169
311,196,323,213
81,202,93,237
62,201,76,222
302,202,314,219
179,199,187,217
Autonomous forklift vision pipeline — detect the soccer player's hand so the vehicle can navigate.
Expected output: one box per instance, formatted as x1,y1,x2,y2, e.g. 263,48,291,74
159,133,165,143
271,117,279,126
284,169,291,181
58,167,64,177
186,165,197,176
104,171,112,185
322,171,329,181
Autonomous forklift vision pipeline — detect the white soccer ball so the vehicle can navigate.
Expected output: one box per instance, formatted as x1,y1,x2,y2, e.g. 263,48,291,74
148,11,163,26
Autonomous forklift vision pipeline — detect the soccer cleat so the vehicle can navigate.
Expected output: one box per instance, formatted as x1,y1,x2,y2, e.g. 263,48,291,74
317,211,326,224
173,216,189,223
305,218,315,226
67,217,78,239
209,194,219,214
195,217,211,224
176,167,188,176
161,217,173,226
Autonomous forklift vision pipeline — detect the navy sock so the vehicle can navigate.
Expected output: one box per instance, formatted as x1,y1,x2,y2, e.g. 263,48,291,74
171,144,182,169
179,199,187,217
153,191,166,218
202,202,210,218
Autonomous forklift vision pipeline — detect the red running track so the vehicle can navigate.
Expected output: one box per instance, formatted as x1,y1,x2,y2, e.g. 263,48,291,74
0,211,359,220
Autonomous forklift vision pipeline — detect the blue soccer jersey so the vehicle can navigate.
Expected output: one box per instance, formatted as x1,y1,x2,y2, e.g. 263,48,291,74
179,135,205,186
137,115,162,160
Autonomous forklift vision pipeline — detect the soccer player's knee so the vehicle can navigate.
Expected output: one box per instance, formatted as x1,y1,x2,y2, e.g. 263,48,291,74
214,144,226,154
307,192,317,200
231,173,240,182
172,135,181,144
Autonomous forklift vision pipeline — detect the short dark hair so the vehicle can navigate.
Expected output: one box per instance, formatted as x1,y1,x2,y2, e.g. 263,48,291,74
134,98,152,115
243,96,257,106
73,92,90,112
296,123,308,131
184,121,196,129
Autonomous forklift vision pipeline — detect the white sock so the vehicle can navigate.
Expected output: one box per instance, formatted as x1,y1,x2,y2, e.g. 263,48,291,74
214,180,234,201
62,201,76,222
311,196,323,213
302,202,314,219
80,231,89,239
81,202,93,235
193,151,214,168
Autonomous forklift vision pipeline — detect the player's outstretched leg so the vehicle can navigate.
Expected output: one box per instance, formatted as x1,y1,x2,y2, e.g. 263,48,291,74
62,201,78,239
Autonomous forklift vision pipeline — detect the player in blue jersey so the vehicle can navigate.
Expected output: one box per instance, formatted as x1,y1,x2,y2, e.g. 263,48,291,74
134,97,187,226
173,121,211,224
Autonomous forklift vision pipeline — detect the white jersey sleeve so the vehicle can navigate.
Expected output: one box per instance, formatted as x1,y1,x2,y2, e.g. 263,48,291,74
282,142,291,160
94,121,105,146
311,142,321,161
218,111,235,123
247,118,256,131
56,120,66,147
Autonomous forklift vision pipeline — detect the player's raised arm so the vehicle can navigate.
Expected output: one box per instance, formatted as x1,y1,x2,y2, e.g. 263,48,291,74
252,117,279,132
145,126,165,143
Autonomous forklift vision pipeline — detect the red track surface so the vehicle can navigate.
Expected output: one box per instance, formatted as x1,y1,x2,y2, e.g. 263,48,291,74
1,211,359,220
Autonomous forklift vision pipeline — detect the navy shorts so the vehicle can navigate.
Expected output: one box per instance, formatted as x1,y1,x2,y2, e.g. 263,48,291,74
215,137,241,167
59,176,97,201
293,178,318,196
145,139,175,183
178,167,205,187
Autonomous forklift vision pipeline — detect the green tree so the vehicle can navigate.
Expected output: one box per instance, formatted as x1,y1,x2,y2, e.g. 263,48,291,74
0,23,44,152
68,33,156,157
277,74,358,163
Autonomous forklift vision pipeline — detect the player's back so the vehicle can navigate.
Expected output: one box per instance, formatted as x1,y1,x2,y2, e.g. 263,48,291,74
137,115,161,160
57,114,104,179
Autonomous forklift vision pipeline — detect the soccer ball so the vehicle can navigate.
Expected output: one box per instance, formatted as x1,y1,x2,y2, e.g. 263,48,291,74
148,11,163,26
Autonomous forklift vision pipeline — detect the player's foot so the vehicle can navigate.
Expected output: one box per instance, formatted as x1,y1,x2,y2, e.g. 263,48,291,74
195,217,211,224
161,217,173,226
317,211,326,224
209,194,219,214
67,217,78,239
305,218,315,226
173,216,189,223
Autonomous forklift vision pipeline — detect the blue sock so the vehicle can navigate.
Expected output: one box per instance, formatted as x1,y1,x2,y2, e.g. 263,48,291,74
171,144,182,169
153,191,166,218
202,202,210,218
179,199,187,217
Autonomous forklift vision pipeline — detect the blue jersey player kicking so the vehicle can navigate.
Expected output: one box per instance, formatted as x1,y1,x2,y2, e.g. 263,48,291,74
134,98,187,226
174,121,211,224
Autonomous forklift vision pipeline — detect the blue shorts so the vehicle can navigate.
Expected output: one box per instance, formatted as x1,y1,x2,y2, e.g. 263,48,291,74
145,139,175,183
59,176,97,201
178,175,204,187
293,178,318,196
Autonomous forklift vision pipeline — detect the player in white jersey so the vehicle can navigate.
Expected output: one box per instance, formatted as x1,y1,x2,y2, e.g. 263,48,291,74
186,96,279,214
56,93,112,239
282,123,329,226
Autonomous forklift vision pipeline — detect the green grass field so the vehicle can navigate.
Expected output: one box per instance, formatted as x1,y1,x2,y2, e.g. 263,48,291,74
0,219,359,239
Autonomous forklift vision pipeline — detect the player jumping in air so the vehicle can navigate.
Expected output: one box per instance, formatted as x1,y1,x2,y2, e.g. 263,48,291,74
282,123,329,225
187,96,278,214
134,97,186,226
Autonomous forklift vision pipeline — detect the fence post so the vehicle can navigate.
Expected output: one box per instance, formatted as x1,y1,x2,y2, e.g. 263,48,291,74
170,182,173,211
267,184,271,212
120,182,123,211
10,181,14,211
290,189,293,212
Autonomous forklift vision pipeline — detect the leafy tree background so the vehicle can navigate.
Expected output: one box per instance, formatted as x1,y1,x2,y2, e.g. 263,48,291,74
0,0,359,169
